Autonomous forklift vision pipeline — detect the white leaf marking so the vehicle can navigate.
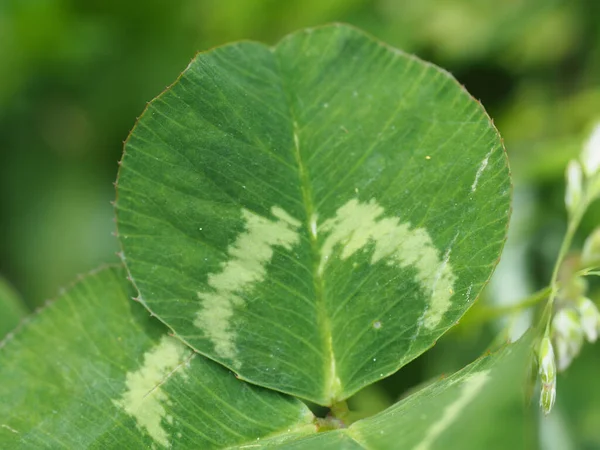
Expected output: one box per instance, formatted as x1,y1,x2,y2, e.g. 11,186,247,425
319,199,456,330
194,207,301,367
112,336,191,449
415,370,490,450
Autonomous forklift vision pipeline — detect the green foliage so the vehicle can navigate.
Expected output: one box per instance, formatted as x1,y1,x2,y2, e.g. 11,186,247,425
278,334,534,449
0,265,533,448
2,0,599,306
2,1,600,448
0,23,523,449
3,21,593,450
0,276,27,337
0,267,315,448
560,344,600,448
116,25,510,406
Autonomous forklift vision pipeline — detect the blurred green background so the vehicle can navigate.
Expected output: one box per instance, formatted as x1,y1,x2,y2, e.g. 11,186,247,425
0,0,599,448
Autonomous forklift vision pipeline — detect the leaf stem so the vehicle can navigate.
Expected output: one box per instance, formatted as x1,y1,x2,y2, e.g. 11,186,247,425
575,266,600,277
581,270,600,277
329,399,350,421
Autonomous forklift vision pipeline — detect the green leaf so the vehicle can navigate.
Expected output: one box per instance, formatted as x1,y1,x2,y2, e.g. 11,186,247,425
116,24,511,405
347,334,534,449
269,334,535,449
0,267,315,449
0,276,27,337
556,344,600,448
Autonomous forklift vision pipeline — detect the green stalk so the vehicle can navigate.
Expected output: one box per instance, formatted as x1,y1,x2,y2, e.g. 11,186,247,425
329,399,350,422
472,286,551,323
543,203,587,336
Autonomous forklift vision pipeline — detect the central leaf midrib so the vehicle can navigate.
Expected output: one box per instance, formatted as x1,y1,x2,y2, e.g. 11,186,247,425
272,48,340,406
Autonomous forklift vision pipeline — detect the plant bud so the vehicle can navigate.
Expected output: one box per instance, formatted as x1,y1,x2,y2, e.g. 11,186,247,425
565,160,583,214
581,122,600,177
538,337,556,383
576,297,600,343
552,308,584,371
540,378,556,416
538,337,556,415
581,228,600,268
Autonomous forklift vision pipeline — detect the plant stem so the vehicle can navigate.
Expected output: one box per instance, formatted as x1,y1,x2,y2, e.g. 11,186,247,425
314,400,350,432
576,266,600,277
543,205,587,335
581,270,600,277
330,400,350,421
472,286,551,323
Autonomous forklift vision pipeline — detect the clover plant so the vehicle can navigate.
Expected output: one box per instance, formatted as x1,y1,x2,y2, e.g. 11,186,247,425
2,24,600,450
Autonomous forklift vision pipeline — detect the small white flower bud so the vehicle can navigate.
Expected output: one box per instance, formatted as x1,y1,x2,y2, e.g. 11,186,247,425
552,308,584,371
576,297,600,343
538,337,556,415
582,228,600,268
538,337,556,382
565,160,583,214
540,379,556,416
581,122,600,178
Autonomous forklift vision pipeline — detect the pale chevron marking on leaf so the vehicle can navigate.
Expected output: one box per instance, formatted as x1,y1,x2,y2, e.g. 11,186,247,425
113,336,191,449
194,206,301,367
471,147,495,192
319,199,456,330
415,370,490,450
